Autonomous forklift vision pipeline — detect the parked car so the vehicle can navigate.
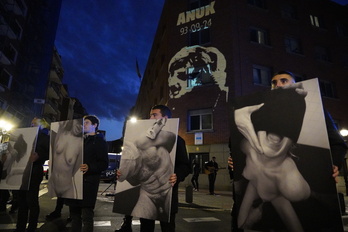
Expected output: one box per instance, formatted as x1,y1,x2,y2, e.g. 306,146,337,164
100,153,121,182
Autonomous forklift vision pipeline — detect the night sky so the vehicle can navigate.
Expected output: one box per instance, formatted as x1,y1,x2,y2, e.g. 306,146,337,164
55,1,164,141
55,0,348,141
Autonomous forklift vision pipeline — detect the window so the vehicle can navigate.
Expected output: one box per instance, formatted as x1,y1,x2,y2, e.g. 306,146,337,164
315,46,331,62
10,20,22,39
342,53,348,67
0,98,6,109
281,4,298,19
250,27,270,45
187,65,214,88
336,23,348,37
252,65,271,86
310,15,325,29
0,68,12,88
189,0,210,10
188,108,213,131
189,28,210,46
248,0,266,9
284,37,302,54
16,0,28,16
319,80,337,98
4,44,18,63
189,153,209,174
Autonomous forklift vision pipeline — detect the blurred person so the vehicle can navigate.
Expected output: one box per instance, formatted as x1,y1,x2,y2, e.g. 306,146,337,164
15,117,50,232
191,159,201,191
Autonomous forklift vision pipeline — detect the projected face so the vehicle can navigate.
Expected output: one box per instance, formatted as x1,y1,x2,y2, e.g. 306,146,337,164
168,46,228,100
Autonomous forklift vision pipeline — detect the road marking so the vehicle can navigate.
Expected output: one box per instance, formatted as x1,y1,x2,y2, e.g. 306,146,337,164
183,217,220,222
0,223,45,230
39,187,48,197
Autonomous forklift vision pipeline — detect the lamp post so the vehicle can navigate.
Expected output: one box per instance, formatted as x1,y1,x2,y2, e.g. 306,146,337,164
340,129,348,196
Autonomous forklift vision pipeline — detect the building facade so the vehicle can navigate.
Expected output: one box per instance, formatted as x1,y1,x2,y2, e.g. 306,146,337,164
0,0,62,127
132,0,348,190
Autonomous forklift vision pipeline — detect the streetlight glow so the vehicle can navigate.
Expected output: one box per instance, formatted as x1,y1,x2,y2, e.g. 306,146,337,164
130,117,137,123
340,129,348,137
0,119,14,132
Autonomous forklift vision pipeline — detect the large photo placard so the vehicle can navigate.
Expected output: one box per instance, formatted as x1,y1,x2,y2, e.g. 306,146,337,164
48,119,83,199
230,78,343,232
113,118,179,222
0,127,38,190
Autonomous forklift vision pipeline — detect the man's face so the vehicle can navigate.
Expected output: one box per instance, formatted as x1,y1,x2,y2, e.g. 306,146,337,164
149,109,166,120
31,118,41,128
83,119,96,134
271,74,295,89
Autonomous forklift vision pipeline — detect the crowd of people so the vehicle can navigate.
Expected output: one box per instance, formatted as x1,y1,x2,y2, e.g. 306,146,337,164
0,71,347,232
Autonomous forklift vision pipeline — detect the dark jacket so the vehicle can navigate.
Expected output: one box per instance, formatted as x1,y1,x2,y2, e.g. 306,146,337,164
20,127,50,190
33,127,50,165
171,136,190,214
66,133,108,207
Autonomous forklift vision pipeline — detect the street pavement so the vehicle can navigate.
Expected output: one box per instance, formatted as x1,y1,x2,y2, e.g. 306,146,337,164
1,179,348,231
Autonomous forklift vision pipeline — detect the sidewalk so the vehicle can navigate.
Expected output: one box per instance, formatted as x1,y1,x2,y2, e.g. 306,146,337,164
179,185,348,231
178,186,233,211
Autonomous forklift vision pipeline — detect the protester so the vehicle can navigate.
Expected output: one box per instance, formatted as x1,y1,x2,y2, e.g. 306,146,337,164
15,117,50,232
64,115,108,231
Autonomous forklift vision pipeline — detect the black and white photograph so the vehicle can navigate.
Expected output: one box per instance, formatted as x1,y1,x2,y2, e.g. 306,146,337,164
230,78,344,232
48,119,84,199
0,127,38,190
113,118,179,222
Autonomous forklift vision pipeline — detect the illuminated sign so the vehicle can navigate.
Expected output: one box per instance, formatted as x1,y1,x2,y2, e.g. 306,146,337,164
176,1,215,26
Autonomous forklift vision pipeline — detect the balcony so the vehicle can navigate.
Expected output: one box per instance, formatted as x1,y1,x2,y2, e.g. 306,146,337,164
3,0,26,16
49,66,63,83
47,83,60,100
44,98,59,115
0,51,11,65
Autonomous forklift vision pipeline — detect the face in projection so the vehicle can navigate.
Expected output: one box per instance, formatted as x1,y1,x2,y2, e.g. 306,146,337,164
168,66,187,99
168,46,228,100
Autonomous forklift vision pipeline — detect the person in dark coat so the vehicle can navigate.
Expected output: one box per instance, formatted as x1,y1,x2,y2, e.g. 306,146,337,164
15,117,50,232
204,157,219,195
191,159,201,191
65,115,108,232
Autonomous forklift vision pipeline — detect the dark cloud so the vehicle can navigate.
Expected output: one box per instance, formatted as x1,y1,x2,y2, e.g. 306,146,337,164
55,0,164,123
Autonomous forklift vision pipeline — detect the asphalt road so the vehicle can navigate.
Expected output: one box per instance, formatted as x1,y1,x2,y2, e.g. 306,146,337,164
0,180,234,232
2,180,348,232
